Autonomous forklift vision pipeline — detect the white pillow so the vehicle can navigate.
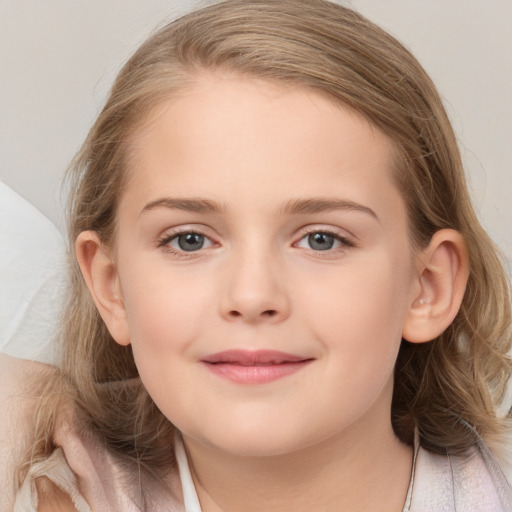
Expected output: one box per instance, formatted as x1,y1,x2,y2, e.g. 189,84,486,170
0,181,67,364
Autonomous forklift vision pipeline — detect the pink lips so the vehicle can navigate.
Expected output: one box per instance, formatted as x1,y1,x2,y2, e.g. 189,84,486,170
200,350,313,384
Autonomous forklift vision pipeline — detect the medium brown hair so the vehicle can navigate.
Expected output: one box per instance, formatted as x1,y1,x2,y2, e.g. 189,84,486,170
21,0,512,486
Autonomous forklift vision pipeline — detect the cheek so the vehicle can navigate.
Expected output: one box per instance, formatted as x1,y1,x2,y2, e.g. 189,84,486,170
119,260,215,357
301,252,411,372
127,293,194,333
119,268,212,415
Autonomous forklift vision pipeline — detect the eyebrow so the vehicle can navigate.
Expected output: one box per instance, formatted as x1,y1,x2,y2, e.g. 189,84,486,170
140,196,378,220
140,197,226,216
281,198,378,220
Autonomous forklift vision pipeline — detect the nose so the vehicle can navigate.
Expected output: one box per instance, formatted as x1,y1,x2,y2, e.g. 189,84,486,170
219,249,291,324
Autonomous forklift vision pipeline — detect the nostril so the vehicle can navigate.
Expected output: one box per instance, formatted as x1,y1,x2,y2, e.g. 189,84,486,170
228,309,278,319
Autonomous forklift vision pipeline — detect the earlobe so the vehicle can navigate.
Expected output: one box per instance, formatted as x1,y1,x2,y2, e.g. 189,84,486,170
402,229,469,344
75,231,131,346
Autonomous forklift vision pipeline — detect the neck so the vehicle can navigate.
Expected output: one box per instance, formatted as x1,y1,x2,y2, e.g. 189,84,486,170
182,415,412,512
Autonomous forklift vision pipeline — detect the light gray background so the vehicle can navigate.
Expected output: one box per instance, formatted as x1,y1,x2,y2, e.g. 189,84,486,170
1,0,511,261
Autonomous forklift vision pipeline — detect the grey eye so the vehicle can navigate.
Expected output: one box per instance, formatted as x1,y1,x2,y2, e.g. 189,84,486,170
296,231,349,252
175,233,207,251
307,233,336,251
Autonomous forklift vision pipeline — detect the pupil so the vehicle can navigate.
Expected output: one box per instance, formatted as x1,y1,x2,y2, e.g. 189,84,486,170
178,233,204,251
309,233,334,251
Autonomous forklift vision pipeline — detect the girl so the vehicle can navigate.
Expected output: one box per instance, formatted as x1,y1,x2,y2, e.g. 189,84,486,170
12,0,512,510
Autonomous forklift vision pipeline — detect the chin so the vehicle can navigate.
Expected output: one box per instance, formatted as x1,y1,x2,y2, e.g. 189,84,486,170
214,436,304,458
194,421,320,458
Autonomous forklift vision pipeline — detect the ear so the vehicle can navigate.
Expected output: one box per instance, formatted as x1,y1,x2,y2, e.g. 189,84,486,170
75,231,131,346
402,229,469,343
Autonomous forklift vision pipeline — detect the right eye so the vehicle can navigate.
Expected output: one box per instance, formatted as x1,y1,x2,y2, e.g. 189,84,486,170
159,232,214,252
294,230,353,252
298,232,338,251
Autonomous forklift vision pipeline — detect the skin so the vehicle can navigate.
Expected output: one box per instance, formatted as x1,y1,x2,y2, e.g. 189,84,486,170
77,74,468,511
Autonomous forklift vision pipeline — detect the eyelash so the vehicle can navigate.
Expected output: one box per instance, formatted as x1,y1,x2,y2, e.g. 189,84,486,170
156,227,356,257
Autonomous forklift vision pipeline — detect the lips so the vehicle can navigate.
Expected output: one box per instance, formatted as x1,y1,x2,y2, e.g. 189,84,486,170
200,350,313,384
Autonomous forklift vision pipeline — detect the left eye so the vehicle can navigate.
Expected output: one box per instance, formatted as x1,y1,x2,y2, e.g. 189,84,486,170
167,232,213,252
296,232,345,251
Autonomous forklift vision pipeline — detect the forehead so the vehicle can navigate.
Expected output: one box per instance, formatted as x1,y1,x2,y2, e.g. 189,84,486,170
121,75,403,219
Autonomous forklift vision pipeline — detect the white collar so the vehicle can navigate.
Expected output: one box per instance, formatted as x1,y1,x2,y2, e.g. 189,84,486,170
175,433,202,512
174,431,421,512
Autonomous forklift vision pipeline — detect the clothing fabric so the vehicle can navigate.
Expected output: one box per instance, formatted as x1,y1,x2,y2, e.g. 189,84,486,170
404,431,512,511
11,405,512,512
13,411,186,511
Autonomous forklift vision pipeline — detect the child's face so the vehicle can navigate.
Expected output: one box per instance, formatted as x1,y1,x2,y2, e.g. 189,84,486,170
112,75,420,456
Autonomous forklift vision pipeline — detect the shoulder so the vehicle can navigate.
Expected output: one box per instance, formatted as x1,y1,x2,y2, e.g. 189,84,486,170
14,447,91,512
13,475,75,512
35,477,76,512
408,440,512,512
14,402,186,512
0,354,57,511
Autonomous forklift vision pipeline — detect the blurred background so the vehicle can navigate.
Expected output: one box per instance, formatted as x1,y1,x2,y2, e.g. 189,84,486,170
1,0,511,262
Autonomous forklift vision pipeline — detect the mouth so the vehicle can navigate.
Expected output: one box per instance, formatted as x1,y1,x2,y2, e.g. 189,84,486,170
200,349,313,384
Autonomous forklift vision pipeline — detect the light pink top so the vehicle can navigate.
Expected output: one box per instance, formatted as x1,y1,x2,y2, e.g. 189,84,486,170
11,404,512,512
